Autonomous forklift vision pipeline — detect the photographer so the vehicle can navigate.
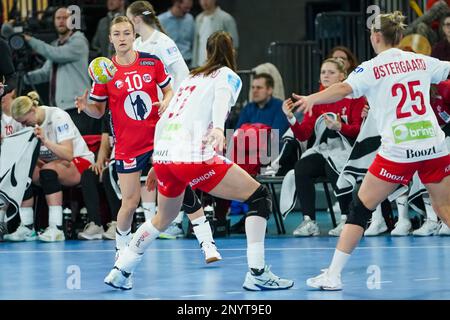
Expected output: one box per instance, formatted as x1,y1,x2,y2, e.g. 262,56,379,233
23,7,98,134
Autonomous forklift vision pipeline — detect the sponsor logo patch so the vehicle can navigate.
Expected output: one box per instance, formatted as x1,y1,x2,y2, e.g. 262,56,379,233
392,120,436,143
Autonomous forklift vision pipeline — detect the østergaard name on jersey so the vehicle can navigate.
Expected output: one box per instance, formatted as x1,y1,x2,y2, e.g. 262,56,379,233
373,58,426,79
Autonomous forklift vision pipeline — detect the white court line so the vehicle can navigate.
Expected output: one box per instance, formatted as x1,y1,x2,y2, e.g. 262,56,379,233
2,245,450,254
180,294,205,298
225,291,242,294
413,278,440,281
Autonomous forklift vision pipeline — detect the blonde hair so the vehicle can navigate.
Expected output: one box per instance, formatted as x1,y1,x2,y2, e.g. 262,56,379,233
127,1,167,34
110,15,135,33
373,11,407,46
11,91,40,119
321,58,347,78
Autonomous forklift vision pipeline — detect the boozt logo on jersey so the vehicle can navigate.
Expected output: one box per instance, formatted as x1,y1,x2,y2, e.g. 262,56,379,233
140,60,155,66
57,123,69,133
379,168,404,182
227,74,241,94
406,146,437,159
166,46,178,56
392,120,436,144
189,170,216,187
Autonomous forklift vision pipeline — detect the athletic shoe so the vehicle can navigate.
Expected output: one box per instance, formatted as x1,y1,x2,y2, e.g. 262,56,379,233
201,242,222,264
438,222,450,236
390,219,412,236
242,265,294,291
4,224,37,242
159,222,184,239
77,222,103,240
103,221,117,240
38,226,65,242
293,216,320,236
306,268,342,291
104,267,133,290
364,219,387,236
413,219,440,236
328,216,346,237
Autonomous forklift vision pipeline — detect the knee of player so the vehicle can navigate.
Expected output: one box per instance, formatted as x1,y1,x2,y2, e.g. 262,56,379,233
345,194,375,229
244,185,272,220
39,169,62,195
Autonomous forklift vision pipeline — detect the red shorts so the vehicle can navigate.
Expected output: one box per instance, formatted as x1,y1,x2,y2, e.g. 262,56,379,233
72,157,92,174
368,154,450,185
153,155,233,197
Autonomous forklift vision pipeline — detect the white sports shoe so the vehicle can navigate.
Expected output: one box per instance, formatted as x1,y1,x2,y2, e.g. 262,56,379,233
364,219,387,236
158,222,184,239
413,219,440,236
201,242,222,264
77,222,103,240
104,267,133,290
243,265,294,291
293,216,320,237
438,222,450,236
306,269,342,291
390,219,412,236
38,226,65,242
4,224,37,242
328,216,347,237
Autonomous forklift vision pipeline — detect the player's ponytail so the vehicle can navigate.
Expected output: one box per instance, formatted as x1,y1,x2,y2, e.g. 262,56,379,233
191,31,236,77
373,11,407,46
11,91,41,119
127,1,167,35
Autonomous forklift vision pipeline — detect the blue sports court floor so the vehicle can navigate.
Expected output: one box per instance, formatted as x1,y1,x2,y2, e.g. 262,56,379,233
1,211,450,300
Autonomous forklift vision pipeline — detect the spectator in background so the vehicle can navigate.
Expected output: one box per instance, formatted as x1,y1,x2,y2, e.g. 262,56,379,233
192,0,238,67
432,13,450,61
236,73,289,139
327,46,359,74
0,38,16,97
24,7,99,135
92,0,126,58
158,0,195,66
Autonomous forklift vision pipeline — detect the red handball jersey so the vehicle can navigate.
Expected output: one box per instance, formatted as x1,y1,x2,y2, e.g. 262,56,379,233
89,52,171,160
431,80,450,126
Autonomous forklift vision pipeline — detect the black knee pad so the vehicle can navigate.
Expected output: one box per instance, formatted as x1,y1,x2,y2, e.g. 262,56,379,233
346,195,374,229
182,186,202,214
23,185,34,201
39,169,62,195
244,185,272,220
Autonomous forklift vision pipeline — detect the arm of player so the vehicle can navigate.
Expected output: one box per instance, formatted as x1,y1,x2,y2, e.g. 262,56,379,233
35,126,74,161
153,84,174,116
75,89,106,119
292,82,353,116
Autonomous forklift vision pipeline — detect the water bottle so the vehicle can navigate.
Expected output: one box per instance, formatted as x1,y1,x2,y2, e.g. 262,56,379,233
80,207,88,228
133,207,145,232
63,208,73,239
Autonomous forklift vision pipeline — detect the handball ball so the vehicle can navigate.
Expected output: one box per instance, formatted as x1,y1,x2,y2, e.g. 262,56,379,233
88,57,117,84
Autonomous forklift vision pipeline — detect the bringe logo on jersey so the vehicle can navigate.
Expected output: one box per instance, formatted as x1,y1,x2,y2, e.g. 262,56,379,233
124,91,152,121
392,120,436,144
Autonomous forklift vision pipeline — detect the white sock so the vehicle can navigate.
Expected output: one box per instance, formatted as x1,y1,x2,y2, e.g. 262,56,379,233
245,216,267,270
395,195,410,222
19,207,34,227
372,205,383,222
142,202,156,221
115,246,143,274
340,214,347,223
328,249,350,277
0,209,6,223
115,227,132,251
128,220,160,255
48,206,63,228
192,216,213,245
173,211,184,224
423,195,438,222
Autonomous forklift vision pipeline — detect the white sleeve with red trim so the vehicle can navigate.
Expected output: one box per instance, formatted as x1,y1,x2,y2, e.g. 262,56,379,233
212,68,242,130
344,61,373,98
89,82,108,102
422,55,450,84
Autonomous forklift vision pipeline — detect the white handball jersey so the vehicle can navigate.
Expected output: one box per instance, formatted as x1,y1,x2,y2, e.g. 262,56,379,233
1,114,23,137
154,67,242,162
133,30,189,91
38,106,94,163
346,48,450,163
